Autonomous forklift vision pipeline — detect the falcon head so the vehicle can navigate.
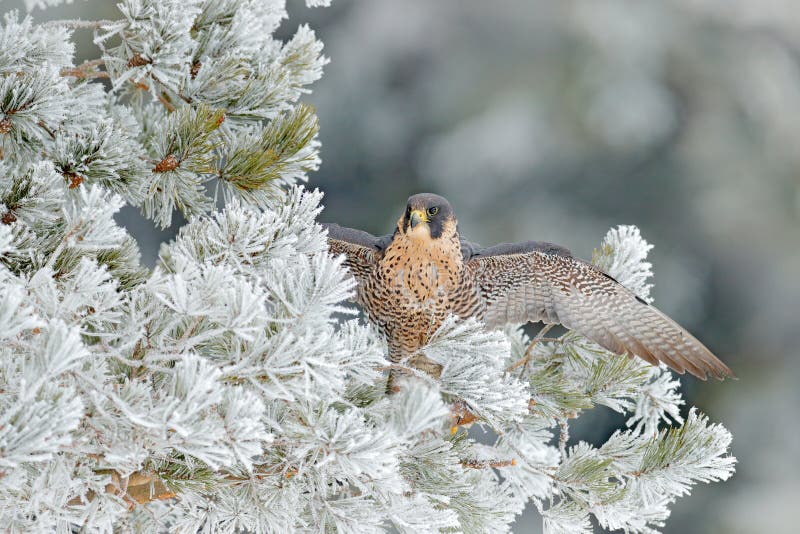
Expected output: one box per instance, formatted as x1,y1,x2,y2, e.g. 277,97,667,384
400,193,455,240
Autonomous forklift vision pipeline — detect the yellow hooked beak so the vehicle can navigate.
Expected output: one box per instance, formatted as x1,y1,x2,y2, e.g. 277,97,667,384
409,209,428,229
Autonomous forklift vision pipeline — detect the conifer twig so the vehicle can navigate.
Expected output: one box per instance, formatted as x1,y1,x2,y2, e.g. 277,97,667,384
558,418,570,462
44,19,115,30
61,59,109,80
461,458,517,469
506,324,555,373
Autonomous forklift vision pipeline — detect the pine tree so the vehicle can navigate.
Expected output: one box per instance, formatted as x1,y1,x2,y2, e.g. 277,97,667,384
0,2,734,532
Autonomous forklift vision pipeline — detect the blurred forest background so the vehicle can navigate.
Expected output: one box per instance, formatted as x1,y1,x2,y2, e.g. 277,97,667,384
14,0,799,532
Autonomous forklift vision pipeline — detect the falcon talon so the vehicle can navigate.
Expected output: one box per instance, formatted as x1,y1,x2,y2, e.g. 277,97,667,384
322,193,734,383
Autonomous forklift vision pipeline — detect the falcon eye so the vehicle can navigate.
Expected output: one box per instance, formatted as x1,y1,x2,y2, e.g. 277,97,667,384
427,207,439,216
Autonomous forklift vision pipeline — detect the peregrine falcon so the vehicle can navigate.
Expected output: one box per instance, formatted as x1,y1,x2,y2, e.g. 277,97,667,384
323,193,733,383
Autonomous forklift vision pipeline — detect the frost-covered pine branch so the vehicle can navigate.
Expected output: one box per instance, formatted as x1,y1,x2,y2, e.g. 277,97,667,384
0,1,733,532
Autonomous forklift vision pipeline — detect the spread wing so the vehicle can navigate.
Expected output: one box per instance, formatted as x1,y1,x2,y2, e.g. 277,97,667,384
465,240,733,380
322,223,391,304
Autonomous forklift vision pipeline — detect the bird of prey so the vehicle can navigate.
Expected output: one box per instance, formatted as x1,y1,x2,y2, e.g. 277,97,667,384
322,193,733,384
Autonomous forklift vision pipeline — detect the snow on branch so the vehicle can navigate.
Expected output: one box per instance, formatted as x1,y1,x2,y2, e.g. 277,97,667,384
593,224,655,302
423,316,529,427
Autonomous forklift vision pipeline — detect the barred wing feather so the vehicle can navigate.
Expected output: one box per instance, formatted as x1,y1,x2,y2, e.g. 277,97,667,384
465,242,733,380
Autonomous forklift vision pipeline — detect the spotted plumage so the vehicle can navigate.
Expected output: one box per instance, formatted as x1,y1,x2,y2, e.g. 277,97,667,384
323,193,734,383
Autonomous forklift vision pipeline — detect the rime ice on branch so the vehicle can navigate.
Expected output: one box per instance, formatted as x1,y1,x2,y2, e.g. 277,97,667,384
0,1,733,532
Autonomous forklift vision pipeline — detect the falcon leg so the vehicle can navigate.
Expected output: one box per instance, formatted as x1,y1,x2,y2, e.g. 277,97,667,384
385,345,406,395
385,345,443,395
